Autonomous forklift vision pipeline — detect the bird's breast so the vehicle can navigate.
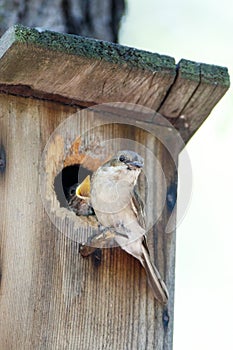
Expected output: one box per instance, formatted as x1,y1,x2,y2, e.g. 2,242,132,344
91,168,133,227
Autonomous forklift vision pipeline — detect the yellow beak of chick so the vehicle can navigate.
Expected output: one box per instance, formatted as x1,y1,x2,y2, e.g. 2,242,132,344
75,175,91,199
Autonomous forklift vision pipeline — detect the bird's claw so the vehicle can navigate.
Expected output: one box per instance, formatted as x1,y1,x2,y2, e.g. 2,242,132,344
79,225,128,256
79,242,97,257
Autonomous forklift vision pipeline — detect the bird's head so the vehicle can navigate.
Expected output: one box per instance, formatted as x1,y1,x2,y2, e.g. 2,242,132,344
107,150,144,171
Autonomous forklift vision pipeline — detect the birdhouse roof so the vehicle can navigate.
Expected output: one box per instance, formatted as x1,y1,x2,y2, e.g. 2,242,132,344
0,25,230,142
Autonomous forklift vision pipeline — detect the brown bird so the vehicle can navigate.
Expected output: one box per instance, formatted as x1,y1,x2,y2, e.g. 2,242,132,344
90,150,169,305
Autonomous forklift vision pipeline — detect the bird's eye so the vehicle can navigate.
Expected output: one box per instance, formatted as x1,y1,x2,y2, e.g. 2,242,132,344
119,154,126,162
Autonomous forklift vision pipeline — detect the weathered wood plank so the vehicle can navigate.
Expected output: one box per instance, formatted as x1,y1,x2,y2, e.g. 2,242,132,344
177,62,230,141
159,59,200,118
159,59,230,142
0,97,81,349
0,94,177,349
0,25,176,113
0,26,230,144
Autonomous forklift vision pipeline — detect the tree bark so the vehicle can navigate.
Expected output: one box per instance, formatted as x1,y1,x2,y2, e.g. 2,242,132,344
0,0,125,42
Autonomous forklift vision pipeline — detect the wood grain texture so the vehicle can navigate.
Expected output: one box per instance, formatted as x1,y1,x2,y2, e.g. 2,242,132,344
177,62,230,141
0,94,178,349
0,26,230,144
159,59,230,142
159,59,200,118
0,25,176,113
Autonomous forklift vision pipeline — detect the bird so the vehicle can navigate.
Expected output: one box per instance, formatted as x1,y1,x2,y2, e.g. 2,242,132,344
68,175,95,216
90,150,169,305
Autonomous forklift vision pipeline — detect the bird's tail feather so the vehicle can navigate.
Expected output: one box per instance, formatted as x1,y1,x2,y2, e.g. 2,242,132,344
141,243,169,305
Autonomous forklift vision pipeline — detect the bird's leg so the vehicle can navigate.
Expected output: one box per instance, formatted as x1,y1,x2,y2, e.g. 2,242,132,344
79,225,116,257
79,243,97,258
79,224,129,258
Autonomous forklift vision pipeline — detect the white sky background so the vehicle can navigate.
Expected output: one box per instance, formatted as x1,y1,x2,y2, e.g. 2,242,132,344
120,1,233,349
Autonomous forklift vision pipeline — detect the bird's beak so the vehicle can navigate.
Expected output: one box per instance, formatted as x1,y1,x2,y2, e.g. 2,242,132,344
76,175,91,199
127,161,143,169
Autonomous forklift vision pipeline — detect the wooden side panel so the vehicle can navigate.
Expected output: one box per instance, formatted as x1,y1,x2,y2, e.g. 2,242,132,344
0,95,177,349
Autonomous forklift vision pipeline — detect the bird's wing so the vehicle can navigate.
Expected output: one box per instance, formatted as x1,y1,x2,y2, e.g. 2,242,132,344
131,187,146,229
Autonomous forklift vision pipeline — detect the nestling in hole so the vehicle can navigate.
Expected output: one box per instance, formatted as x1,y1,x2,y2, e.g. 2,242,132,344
54,164,94,215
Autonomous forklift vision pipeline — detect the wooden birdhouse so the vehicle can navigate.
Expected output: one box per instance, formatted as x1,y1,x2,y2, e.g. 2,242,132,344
0,25,230,349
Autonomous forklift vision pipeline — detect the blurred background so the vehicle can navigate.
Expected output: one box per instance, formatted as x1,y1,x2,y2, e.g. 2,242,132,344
120,0,232,349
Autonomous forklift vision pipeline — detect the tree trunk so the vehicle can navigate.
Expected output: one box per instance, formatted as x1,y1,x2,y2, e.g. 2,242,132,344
0,0,125,42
